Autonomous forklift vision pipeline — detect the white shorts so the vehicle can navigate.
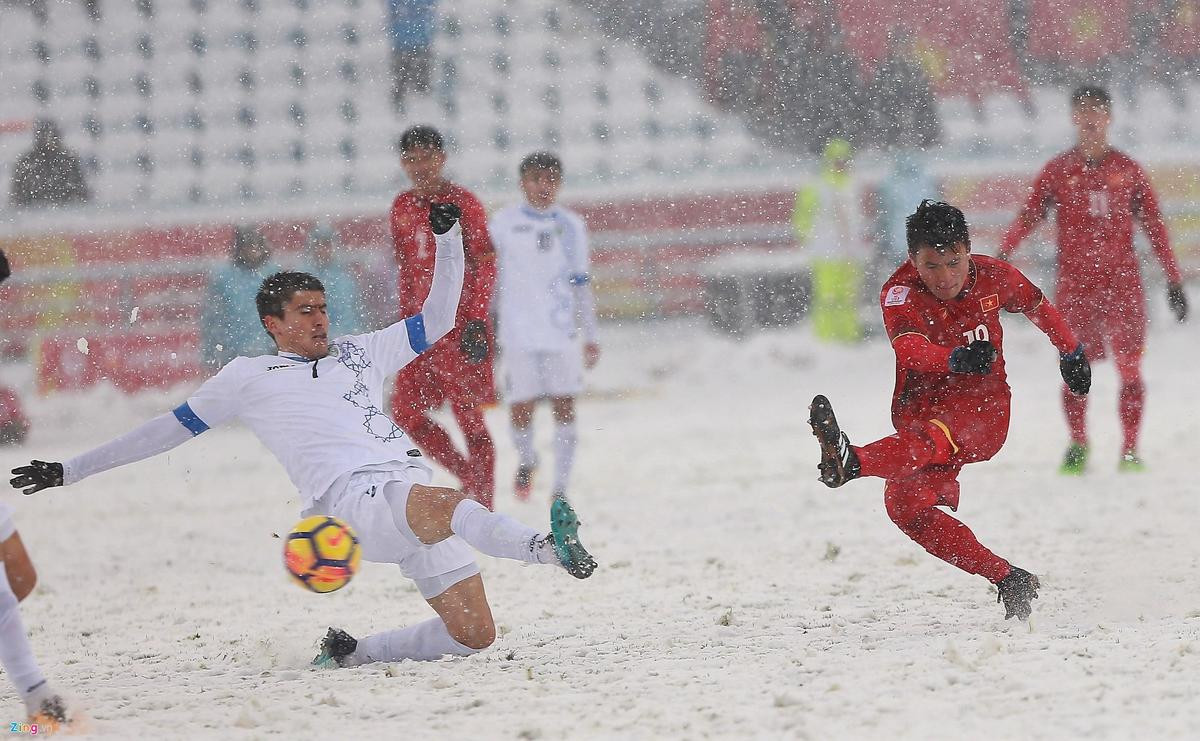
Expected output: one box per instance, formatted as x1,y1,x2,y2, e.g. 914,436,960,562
504,348,583,404
0,501,13,541
303,467,478,599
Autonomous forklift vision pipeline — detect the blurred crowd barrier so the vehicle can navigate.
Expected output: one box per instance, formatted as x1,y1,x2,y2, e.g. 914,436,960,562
2,156,1199,394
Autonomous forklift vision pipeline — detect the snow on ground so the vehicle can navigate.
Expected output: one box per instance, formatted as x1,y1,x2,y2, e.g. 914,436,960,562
2,306,1199,739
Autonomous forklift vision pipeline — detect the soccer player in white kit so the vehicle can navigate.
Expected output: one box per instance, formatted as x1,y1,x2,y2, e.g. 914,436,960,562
490,153,600,502
10,204,596,668
0,502,70,725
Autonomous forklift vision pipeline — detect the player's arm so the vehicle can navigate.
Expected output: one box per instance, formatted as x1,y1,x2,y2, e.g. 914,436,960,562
1003,263,1092,395
455,195,496,364
998,166,1054,260
368,204,465,374
9,409,202,495
9,361,246,494
1132,165,1188,322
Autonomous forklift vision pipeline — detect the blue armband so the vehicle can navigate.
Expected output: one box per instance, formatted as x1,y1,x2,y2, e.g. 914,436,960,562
405,313,430,354
172,402,210,436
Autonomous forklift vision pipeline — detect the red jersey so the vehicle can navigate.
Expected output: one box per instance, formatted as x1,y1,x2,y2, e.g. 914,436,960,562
999,148,1182,298
391,181,495,326
881,255,1077,424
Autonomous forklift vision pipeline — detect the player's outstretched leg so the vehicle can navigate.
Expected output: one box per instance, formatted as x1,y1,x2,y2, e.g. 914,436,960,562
809,395,861,488
996,567,1040,621
407,485,597,577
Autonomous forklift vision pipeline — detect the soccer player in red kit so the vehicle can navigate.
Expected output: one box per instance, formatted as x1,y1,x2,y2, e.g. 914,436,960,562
810,201,1092,620
999,85,1189,474
390,126,498,508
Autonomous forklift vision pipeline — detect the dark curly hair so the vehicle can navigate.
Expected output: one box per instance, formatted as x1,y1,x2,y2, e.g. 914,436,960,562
906,200,970,255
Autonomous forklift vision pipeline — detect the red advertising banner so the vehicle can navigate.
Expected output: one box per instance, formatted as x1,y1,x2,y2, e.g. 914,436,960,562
37,330,203,394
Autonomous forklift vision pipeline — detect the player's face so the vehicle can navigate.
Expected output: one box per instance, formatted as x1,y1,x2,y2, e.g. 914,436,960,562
400,146,446,192
264,290,329,359
1072,103,1111,147
520,167,562,209
912,243,971,301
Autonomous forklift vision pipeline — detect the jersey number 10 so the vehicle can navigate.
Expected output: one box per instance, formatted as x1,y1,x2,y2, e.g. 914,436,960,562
962,324,989,344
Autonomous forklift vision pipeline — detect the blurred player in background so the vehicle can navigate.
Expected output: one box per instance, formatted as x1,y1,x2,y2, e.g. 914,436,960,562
810,201,1091,621
390,126,499,509
1,502,71,727
10,206,596,668
999,85,1189,474
793,138,869,342
490,153,600,502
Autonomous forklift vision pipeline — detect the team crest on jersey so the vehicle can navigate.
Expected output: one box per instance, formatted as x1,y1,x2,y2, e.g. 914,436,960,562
884,285,910,306
980,294,1000,312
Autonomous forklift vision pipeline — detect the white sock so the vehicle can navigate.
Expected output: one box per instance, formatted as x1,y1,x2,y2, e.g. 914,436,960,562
0,564,47,702
450,499,555,564
510,422,537,468
352,616,478,664
552,421,578,494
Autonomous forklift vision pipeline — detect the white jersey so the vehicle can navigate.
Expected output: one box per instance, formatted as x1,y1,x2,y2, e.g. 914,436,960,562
60,225,465,508
179,322,432,506
490,203,594,352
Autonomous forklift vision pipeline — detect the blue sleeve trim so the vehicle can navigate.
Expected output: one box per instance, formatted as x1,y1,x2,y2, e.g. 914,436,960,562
173,402,210,436
405,313,430,354
569,273,590,286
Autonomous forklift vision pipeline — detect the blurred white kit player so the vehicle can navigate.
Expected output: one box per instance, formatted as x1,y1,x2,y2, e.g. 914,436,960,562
9,206,595,669
0,502,70,726
490,152,600,501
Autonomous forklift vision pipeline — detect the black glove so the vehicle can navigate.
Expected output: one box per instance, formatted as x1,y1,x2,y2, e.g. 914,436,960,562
429,202,462,235
948,339,997,375
1167,283,1188,323
459,319,489,364
1060,343,1091,396
0,248,10,283
10,460,64,495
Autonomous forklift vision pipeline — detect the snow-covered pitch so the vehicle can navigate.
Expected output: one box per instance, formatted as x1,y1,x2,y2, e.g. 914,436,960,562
4,312,1199,738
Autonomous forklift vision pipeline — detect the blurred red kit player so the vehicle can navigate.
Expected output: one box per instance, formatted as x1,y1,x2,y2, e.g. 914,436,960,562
810,201,1092,621
390,126,498,508
999,85,1189,474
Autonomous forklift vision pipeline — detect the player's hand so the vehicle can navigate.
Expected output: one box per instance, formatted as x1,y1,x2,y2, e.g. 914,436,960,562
947,340,996,374
429,202,462,235
459,319,489,364
10,460,64,495
1167,283,1187,323
1059,343,1091,396
584,342,600,369
0,248,10,283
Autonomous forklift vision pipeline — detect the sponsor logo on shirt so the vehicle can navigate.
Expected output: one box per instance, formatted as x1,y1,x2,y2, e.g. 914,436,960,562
884,285,910,306
980,294,1000,312
267,364,304,371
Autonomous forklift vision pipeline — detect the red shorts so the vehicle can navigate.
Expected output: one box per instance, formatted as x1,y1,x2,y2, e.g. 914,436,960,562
894,389,1011,473
1059,289,1146,361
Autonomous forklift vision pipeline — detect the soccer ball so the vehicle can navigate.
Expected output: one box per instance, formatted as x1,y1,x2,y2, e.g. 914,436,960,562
284,515,361,593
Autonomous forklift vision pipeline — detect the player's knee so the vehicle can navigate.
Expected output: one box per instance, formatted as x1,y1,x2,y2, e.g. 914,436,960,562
450,617,496,650
13,569,36,602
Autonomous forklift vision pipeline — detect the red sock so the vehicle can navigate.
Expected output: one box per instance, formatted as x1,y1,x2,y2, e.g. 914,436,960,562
855,422,954,480
399,412,468,481
1115,356,1144,453
1062,385,1088,445
452,402,496,510
885,478,1011,583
